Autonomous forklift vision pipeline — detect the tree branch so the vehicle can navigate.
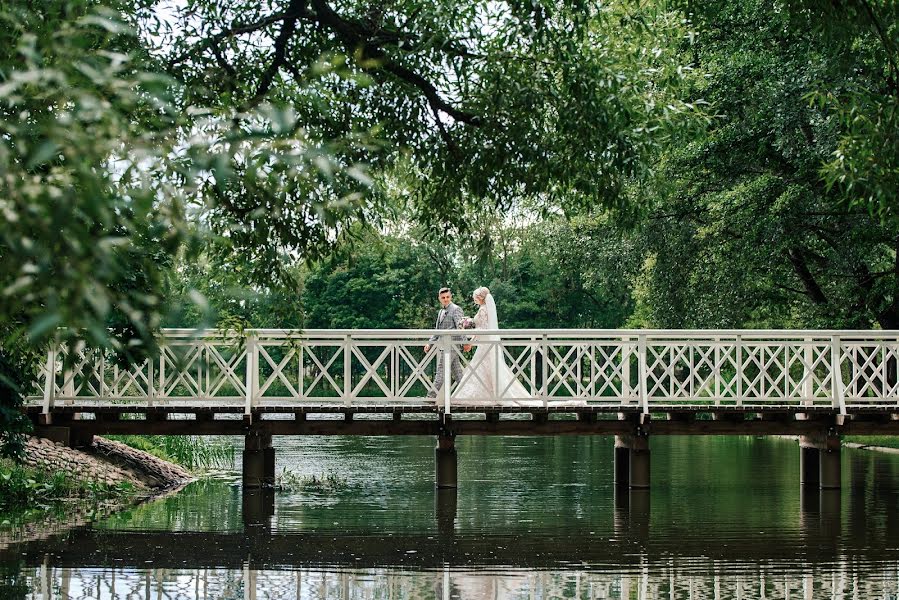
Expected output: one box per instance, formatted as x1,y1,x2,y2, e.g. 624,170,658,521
243,0,306,110
307,0,481,125
784,246,829,305
772,282,809,296
210,43,238,92
381,61,481,125
429,102,459,154
856,0,899,94
167,10,306,69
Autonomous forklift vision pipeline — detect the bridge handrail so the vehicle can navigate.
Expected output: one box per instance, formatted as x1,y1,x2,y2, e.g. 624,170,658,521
156,328,899,339
28,329,899,417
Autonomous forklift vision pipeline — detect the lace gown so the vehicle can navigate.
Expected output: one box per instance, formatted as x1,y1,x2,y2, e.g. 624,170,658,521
453,305,531,401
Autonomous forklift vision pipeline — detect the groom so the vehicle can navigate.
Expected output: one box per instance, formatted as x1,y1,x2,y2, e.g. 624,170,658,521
425,287,471,399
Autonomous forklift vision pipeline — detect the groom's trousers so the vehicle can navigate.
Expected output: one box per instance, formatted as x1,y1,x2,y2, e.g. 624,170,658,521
431,350,464,398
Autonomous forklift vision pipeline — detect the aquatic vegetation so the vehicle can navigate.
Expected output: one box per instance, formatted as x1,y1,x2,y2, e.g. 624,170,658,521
275,468,348,493
844,436,899,450
0,459,135,516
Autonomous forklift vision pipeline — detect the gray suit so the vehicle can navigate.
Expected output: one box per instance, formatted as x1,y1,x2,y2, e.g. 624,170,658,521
428,302,465,398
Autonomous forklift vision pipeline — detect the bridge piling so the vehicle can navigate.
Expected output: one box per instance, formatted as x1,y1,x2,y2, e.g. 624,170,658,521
800,433,841,489
243,431,275,489
435,488,457,535
614,488,650,539
435,427,457,489
615,433,650,489
241,488,274,528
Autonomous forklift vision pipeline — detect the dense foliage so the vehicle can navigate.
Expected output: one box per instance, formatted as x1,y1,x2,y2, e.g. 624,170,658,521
3,0,898,454
634,0,899,329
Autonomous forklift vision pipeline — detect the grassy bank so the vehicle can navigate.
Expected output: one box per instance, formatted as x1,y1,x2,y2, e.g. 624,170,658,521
1,434,231,524
106,435,234,471
843,436,899,450
0,458,135,522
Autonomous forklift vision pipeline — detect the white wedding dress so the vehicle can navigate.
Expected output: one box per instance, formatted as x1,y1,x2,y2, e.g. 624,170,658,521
453,293,531,402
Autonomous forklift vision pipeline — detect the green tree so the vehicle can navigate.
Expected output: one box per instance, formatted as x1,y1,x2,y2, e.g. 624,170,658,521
0,1,187,456
147,0,704,246
303,232,444,328
0,1,359,455
0,0,702,456
456,216,638,329
634,0,899,329
162,241,307,330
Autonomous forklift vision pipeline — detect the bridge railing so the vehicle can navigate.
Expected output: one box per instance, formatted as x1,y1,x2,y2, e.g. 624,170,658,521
26,329,899,414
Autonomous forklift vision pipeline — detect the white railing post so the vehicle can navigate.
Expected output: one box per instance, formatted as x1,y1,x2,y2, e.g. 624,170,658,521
541,334,549,408
621,336,631,403
391,342,398,400
494,338,501,402
159,344,166,401
713,336,721,405
343,335,352,407
297,341,306,400
530,336,538,397
99,353,107,401
736,335,743,406
576,344,583,398
442,333,452,414
244,334,258,416
147,359,155,407
41,347,56,416
803,337,814,406
638,334,649,415
831,335,847,415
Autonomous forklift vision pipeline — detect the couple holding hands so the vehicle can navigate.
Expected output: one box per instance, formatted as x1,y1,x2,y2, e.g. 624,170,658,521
424,286,530,402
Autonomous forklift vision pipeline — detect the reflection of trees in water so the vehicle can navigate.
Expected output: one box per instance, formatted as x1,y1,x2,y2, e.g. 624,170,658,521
15,562,899,600
97,478,245,533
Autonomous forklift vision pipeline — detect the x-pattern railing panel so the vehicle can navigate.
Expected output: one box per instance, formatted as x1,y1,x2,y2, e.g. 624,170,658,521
590,343,631,400
501,342,538,398
158,339,247,402
842,342,899,406
300,342,345,399
26,329,899,413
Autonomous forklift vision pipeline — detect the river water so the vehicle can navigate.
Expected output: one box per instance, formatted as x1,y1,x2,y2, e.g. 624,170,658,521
2,435,899,599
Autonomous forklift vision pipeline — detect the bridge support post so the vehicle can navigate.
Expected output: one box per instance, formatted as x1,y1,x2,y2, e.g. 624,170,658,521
243,431,275,489
800,433,841,489
435,432,457,489
615,433,650,489
435,488,458,535
614,443,630,487
614,488,650,539
69,429,95,450
242,488,275,528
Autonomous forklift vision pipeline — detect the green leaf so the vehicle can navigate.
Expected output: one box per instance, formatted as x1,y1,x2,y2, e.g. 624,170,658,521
25,140,60,169
26,312,62,342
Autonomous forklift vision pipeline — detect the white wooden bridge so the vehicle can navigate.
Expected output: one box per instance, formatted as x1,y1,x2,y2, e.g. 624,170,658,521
27,328,899,412
25,329,899,490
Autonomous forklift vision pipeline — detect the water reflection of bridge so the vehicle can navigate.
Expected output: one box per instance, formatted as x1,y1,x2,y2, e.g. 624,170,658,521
25,329,899,490
4,488,895,568
5,480,899,600
6,489,899,600
16,562,899,600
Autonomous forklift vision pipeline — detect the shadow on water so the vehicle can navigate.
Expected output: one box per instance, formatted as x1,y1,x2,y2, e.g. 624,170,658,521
3,435,899,598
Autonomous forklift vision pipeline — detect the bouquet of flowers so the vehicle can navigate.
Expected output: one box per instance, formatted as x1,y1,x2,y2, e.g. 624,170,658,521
457,316,476,330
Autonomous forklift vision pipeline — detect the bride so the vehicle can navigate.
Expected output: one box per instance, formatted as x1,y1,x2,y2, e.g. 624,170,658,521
453,287,531,402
